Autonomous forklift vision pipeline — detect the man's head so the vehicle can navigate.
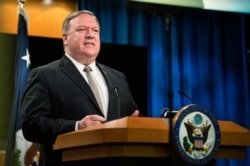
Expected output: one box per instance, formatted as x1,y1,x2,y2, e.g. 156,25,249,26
62,10,101,65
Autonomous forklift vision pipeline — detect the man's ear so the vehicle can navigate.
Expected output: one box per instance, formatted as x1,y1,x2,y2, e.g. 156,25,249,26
62,34,67,40
62,34,68,45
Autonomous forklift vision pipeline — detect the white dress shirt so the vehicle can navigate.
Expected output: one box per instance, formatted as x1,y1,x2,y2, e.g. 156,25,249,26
65,54,109,130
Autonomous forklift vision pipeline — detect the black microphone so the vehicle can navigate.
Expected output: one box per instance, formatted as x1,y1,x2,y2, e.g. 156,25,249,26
178,89,195,104
114,87,121,118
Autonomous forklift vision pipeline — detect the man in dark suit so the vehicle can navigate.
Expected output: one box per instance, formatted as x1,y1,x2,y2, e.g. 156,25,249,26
22,10,140,166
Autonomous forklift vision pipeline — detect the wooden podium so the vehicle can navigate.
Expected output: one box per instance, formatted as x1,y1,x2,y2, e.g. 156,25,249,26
53,117,250,163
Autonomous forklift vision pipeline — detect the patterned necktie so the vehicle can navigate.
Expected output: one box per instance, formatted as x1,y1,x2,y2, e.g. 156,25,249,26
84,66,103,112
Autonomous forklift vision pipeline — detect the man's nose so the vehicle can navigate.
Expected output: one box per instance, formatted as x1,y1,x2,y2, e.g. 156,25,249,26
85,31,94,39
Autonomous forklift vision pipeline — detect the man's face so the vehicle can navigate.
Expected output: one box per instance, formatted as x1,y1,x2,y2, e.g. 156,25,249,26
63,13,100,63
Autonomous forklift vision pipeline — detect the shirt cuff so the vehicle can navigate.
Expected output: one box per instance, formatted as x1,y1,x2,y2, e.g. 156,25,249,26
75,121,79,131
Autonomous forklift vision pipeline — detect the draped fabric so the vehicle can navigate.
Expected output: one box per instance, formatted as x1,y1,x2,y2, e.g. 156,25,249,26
5,5,38,166
78,1,250,165
171,12,250,166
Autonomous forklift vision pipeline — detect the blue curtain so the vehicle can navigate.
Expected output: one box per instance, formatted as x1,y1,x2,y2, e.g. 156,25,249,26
170,11,250,166
78,1,250,165
170,11,250,125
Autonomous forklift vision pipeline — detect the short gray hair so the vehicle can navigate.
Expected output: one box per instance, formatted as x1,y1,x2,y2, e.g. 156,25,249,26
62,10,100,33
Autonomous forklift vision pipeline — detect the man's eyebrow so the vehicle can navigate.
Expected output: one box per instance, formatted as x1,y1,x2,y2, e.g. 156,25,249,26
76,25,99,29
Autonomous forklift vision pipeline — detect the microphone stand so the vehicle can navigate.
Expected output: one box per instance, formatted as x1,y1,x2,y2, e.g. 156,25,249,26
165,15,176,166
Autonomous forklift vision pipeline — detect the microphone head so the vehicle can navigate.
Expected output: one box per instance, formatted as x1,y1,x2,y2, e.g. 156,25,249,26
178,89,184,95
178,89,195,104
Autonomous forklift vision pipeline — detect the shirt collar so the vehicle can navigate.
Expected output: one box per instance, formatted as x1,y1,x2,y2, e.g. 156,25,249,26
65,54,96,72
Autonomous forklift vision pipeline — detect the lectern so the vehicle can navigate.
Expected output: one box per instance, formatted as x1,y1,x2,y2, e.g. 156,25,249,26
53,117,250,164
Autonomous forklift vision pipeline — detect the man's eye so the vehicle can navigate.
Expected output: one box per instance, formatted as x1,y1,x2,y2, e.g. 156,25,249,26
77,28,85,32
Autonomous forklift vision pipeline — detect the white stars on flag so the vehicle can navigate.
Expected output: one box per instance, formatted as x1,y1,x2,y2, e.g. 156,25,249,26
21,48,30,68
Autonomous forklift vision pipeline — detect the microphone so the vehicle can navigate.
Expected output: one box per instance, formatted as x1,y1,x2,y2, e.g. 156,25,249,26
178,89,195,104
114,87,121,118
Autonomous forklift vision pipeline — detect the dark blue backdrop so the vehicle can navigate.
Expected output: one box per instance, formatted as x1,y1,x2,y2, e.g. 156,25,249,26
79,1,250,165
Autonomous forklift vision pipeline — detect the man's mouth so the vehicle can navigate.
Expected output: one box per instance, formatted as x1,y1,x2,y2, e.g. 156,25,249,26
84,42,94,46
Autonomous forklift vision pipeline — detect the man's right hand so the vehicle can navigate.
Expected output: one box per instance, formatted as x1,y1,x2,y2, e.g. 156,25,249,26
78,114,106,130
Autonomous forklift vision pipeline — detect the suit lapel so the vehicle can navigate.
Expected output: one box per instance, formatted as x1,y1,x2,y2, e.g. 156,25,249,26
59,55,101,112
97,63,119,119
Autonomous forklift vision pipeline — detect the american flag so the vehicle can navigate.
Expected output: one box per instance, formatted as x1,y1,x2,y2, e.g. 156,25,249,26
5,4,38,166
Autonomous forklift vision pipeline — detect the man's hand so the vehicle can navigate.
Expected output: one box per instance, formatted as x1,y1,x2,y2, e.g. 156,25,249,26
131,110,140,117
78,115,106,130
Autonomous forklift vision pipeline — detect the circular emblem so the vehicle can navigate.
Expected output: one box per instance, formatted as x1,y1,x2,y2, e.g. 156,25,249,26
173,104,220,165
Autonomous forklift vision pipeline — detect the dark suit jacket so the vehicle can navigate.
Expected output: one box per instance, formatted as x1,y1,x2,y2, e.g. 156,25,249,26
22,55,139,165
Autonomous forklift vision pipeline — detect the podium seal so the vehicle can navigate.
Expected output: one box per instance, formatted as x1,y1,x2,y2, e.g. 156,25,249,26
173,104,220,165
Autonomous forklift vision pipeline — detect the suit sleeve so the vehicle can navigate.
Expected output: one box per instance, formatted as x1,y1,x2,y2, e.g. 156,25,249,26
21,68,76,144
